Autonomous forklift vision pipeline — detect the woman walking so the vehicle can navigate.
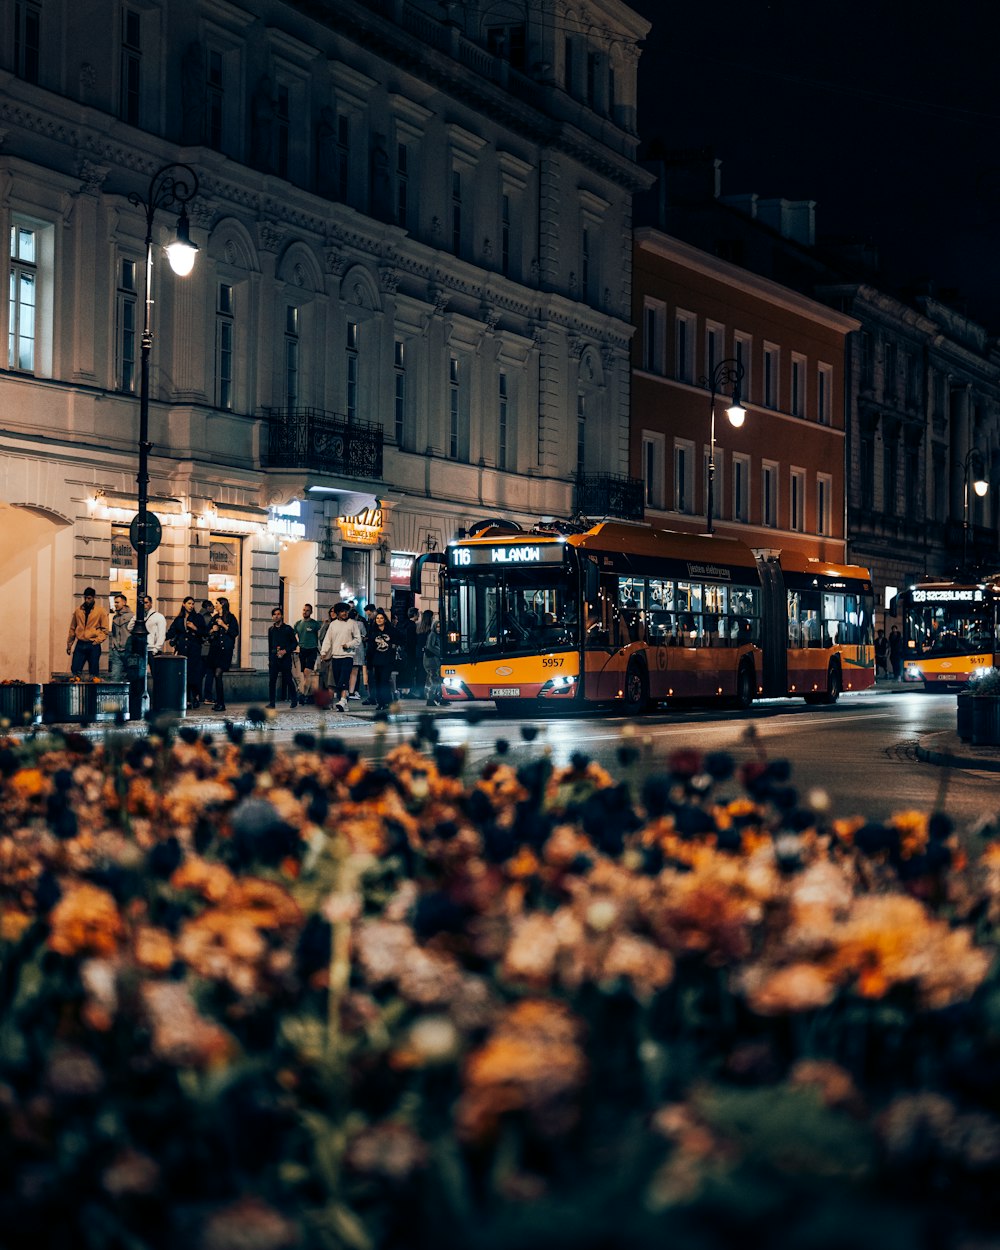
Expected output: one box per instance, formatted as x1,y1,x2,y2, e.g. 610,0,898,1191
167,595,207,709
365,607,398,711
423,618,442,706
206,597,240,711
348,605,367,700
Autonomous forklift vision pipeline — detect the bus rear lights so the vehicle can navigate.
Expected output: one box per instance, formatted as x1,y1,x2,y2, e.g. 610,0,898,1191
540,674,577,698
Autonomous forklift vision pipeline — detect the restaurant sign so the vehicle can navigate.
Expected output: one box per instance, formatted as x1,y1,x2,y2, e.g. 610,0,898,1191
336,506,383,546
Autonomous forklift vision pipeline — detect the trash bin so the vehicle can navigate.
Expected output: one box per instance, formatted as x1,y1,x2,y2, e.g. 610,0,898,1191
150,655,187,716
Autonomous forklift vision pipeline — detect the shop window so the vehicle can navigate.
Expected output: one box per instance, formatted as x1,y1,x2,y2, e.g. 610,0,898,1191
208,534,243,664
109,524,138,608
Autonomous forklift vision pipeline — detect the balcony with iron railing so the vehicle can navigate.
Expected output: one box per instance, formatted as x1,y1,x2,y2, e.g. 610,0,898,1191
575,472,645,521
261,408,383,480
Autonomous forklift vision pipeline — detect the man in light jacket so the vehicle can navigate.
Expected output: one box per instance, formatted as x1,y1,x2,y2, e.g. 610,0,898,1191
108,593,135,682
141,595,167,659
66,586,110,677
318,601,361,713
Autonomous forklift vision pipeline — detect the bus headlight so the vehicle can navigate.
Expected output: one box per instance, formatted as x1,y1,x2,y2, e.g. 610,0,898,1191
975,666,993,678
906,665,922,679
442,675,472,700
540,673,578,698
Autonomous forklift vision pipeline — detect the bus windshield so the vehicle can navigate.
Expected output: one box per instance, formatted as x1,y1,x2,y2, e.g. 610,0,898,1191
445,566,579,658
904,599,995,656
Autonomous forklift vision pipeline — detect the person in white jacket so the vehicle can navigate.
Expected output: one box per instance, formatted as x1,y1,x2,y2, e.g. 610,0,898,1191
318,601,362,712
141,595,168,661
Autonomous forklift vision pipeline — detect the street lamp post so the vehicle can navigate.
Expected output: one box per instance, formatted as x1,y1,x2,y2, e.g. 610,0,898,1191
700,357,747,536
126,163,200,716
962,446,989,572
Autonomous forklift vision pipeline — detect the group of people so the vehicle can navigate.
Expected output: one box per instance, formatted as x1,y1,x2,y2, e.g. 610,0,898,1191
66,588,444,715
874,625,904,679
66,589,240,710
268,602,443,713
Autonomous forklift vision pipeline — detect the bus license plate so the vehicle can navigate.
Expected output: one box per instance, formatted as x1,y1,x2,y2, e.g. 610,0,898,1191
491,687,520,697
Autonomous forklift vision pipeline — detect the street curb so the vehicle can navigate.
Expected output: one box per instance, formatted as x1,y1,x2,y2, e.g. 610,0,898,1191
915,732,1000,772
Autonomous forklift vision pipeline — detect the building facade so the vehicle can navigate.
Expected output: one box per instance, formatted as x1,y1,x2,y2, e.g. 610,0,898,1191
0,0,650,681
820,285,1000,620
632,228,857,561
639,155,1000,620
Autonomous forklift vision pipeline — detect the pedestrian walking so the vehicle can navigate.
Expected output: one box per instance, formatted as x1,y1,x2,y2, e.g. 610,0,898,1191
875,628,889,680
317,606,335,692
267,607,299,708
206,597,239,711
199,599,216,700
141,596,167,662
423,618,443,706
66,586,110,678
167,596,208,708
317,601,361,713
365,607,398,711
107,593,135,682
361,604,377,702
294,603,321,701
403,606,420,697
347,605,366,700
889,624,904,679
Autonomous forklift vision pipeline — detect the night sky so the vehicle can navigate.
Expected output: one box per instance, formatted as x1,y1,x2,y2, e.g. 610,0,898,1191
630,0,1000,330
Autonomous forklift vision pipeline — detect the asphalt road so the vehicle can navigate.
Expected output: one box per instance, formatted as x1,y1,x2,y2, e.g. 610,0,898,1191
348,689,1000,834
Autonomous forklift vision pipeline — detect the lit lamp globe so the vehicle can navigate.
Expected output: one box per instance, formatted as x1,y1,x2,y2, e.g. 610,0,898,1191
725,400,747,429
165,209,198,277
974,477,989,498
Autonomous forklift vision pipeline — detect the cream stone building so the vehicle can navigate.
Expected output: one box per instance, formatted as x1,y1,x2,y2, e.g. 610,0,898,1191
0,0,650,682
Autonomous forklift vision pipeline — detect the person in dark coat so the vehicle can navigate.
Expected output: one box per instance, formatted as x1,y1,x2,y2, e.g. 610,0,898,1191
206,597,240,711
888,624,904,679
166,595,208,708
267,606,299,708
365,607,398,711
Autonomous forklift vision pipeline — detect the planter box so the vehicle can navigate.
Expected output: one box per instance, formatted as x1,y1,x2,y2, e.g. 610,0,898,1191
957,693,973,742
42,682,130,725
967,694,1000,746
0,684,42,725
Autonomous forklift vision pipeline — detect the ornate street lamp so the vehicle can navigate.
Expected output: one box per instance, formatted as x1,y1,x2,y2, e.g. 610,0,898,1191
126,163,200,715
699,357,747,536
962,446,989,572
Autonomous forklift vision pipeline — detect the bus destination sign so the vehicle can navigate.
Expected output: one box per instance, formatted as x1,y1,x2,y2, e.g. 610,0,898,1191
911,588,984,604
449,543,565,568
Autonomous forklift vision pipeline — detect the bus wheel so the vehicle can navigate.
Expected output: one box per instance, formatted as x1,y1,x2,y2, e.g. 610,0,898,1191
624,660,649,713
807,665,842,705
735,661,755,710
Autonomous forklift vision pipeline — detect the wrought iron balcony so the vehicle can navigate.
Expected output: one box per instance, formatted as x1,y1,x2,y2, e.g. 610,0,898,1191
262,408,383,480
575,472,645,521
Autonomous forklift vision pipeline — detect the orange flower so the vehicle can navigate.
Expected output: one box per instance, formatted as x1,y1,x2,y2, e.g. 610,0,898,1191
222,877,301,929
170,856,235,903
48,882,123,958
456,999,587,1144
134,924,174,973
10,768,46,799
744,962,838,1016
1,907,32,943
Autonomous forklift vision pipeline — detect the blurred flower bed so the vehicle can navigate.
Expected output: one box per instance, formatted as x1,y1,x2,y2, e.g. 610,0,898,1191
2,714,1000,1250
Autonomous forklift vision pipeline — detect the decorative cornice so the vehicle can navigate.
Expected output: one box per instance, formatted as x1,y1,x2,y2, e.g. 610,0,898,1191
77,159,109,196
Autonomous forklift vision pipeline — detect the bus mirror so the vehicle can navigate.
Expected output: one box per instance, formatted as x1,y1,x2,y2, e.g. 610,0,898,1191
410,550,446,595
584,558,599,604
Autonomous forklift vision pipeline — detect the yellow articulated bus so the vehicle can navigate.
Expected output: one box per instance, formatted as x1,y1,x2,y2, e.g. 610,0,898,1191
895,578,1000,689
412,518,875,714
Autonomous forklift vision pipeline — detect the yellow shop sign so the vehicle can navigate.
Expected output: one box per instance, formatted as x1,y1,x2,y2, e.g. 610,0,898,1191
337,506,383,546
